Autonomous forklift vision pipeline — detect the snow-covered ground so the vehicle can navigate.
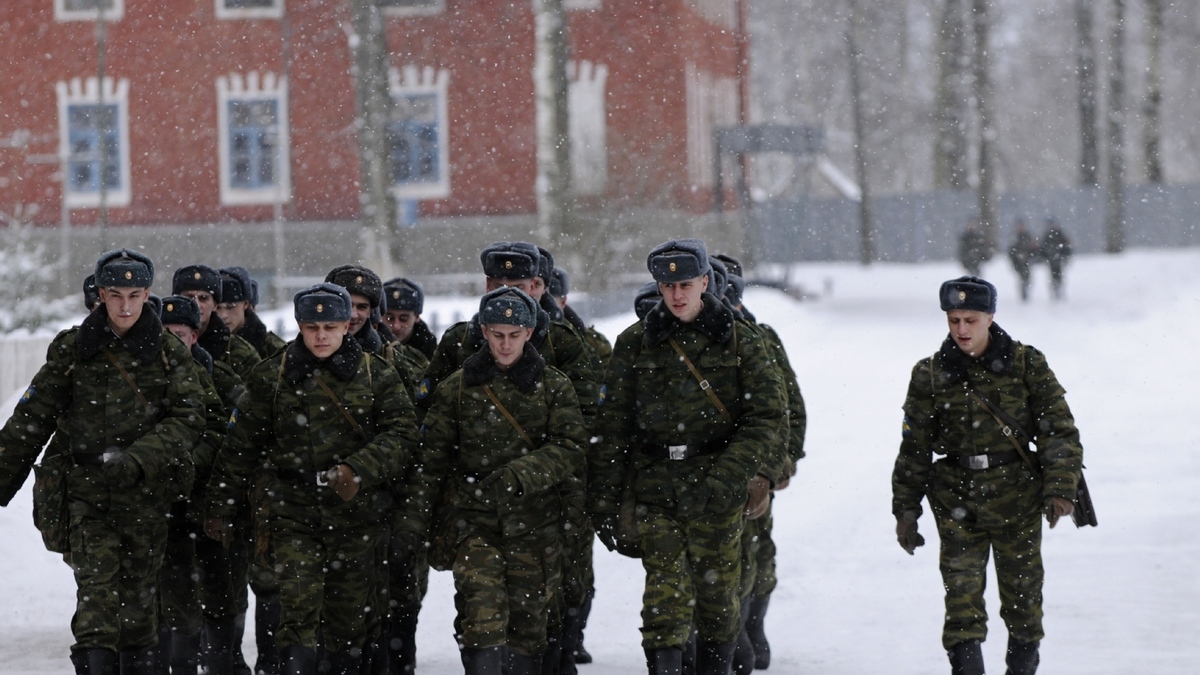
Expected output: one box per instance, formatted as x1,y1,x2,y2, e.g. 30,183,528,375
2,249,1197,673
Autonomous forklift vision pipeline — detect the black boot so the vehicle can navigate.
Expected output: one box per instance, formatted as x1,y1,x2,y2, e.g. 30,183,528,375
696,641,736,675
386,610,419,674
540,632,562,675
558,607,584,675
204,620,238,675
744,595,771,670
118,646,158,675
172,630,202,675
233,611,251,675
948,639,985,675
572,590,594,665
71,648,119,675
644,647,683,675
681,629,698,675
1006,639,1039,675
324,648,362,675
460,646,503,675
254,595,282,675
510,650,543,675
732,597,755,675
147,625,172,674
279,645,318,675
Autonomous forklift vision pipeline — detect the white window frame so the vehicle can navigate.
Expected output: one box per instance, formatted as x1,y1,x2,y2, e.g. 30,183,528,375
216,72,291,206
56,76,132,209
565,0,602,10
215,0,283,20
378,0,445,18
568,60,608,195
55,0,124,22
387,65,451,200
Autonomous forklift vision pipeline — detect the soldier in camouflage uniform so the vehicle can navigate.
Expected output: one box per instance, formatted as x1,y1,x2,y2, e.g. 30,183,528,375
205,283,418,675
396,287,588,675
383,276,438,361
0,250,207,675
892,276,1083,675
219,266,288,358
551,266,612,371
589,239,787,675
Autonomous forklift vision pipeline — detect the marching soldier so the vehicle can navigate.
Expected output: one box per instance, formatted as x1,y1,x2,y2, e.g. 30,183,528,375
172,264,262,377
0,250,207,675
382,276,438,361
218,265,287,357
204,283,419,675
891,276,1083,675
395,287,588,675
551,266,613,372
589,239,787,675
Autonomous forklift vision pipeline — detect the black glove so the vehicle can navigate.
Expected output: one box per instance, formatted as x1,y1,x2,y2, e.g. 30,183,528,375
593,513,619,552
390,530,426,567
479,467,522,504
896,515,925,555
103,452,142,489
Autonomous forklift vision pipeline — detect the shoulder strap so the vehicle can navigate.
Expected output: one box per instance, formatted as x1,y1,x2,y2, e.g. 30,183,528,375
313,374,368,440
482,384,534,447
103,347,153,415
667,336,733,424
966,387,1035,469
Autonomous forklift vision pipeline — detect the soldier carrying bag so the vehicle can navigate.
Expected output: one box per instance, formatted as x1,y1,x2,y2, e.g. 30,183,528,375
967,387,1097,528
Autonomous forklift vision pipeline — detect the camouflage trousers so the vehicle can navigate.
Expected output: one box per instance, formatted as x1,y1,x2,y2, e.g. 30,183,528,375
738,498,777,601
157,503,202,635
272,513,382,654
452,532,562,655
68,503,168,652
638,505,745,649
933,502,1045,649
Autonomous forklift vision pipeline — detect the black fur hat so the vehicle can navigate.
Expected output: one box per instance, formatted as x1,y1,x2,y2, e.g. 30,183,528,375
479,287,538,328
159,295,202,330
383,277,424,314
940,276,998,314
550,267,569,298
480,242,541,280
82,274,100,311
172,264,222,301
325,265,384,309
96,249,155,289
219,266,254,304
634,281,661,321
294,283,352,323
647,239,710,283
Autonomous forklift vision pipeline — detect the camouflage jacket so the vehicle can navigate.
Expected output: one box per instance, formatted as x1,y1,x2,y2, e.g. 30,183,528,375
191,347,244,505
206,337,418,524
0,307,207,509
734,318,794,484
756,322,807,468
398,343,587,541
419,308,599,420
892,324,1083,520
200,312,262,377
588,294,787,519
239,310,288,359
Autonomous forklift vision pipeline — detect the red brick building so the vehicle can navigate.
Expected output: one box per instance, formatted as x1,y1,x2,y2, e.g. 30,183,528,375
0,0,748,230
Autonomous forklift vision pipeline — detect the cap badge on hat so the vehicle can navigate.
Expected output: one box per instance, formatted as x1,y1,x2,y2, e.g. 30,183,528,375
669,262,677,272
958,291,967,301
194,272,202,280
166,303,174,312
505,261,513,270
356,276,363,284
317,304,324,313
125,271,133,280
505,308,513,317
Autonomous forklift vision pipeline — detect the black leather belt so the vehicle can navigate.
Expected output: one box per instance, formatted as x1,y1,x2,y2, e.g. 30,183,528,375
943,450,1023,470
641,438,729,461
73,453,105,468
277,468,330,486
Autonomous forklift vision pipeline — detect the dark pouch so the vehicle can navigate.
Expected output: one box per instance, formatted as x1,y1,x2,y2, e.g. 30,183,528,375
1070,471,1097,528
32,452,73,554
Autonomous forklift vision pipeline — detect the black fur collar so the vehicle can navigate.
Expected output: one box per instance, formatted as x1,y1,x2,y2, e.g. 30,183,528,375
465,307,550,353
643,292,735,346
375,320,397,345
352,322,385,357
406,320,438,359
540,293,565,322
238,310,270,355
562,304,588,336
282,334,364,384
462,342,545,394
198,313,232,358
739,305,758,324
78,304,163,363
191,344,214,375
937,322,1015,383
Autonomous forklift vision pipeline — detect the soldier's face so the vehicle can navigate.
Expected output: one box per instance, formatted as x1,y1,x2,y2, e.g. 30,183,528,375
348,294,373,335
164,323,199,347
98,286,149,338
384,309,418,343
483,324,534,369
486,277,536,297
659,274,709,323
946,310,993,357
299,321,350,360
180,290,216,331
215,300,249,333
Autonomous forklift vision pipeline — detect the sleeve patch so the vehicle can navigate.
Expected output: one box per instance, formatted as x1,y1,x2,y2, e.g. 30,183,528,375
17,385,35,405
417,378,431,400
902,416,912,438
597,383,607,407
227,408,240,430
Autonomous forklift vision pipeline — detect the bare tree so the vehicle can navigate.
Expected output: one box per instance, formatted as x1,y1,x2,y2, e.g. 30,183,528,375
935,0,970,190
1076,0,1101,186
533,0,574,252
1106,0,1127,253
1142,0,1164,183
349,0,398,275
972,0,997,250
846,0,874,264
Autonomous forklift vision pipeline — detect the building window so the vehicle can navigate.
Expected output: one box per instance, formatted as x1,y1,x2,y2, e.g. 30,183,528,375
56,0,124,22
215,0,282,20
56,77,131,209
565,0,602,10
386,65,451,200
569,61,608,195
686,63,739,188
217,72,290,205
378,0,444,17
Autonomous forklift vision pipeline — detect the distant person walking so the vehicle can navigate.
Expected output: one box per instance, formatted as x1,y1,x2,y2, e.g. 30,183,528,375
1008,219,1040,302
957,219,991,276
1041,220,1073,300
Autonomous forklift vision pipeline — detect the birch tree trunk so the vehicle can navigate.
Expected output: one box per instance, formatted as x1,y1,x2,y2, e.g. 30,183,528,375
846,0,874,265
1106,0,1127,253
1076,0,1100,186
934,0,970,191
533,0,573,251
1142,0,1164,184
972,0,997,252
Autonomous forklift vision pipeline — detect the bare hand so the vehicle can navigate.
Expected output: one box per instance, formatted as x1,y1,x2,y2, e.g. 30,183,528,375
204,516,231,549
326,464,361,502
1044,496,1074,528
745,475,772,520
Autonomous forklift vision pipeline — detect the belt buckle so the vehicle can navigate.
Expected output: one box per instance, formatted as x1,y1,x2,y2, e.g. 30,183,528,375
315,471,330,486
967,454,989,470
668,445,689,461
